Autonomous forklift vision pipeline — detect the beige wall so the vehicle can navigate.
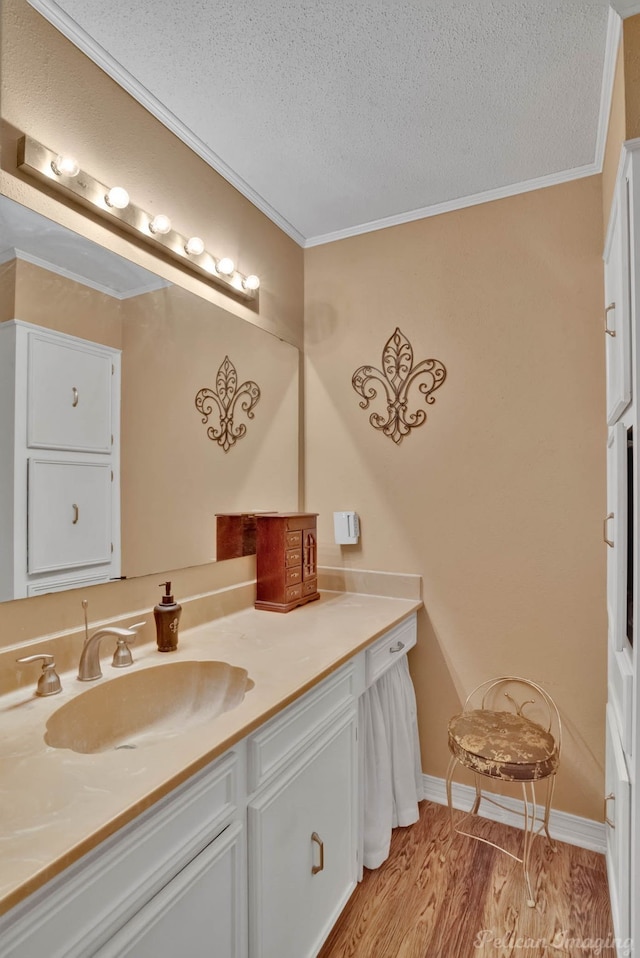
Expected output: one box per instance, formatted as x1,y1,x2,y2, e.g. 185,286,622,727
304,176,606,819
624,15,640,141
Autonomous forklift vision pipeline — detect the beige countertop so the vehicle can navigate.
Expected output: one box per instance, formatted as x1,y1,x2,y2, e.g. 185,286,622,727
0,590,421,917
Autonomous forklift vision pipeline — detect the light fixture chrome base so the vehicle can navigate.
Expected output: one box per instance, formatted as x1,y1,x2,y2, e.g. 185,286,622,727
17,134,259,302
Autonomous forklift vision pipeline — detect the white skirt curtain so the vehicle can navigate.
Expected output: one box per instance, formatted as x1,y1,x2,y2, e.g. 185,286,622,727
362,655,424,870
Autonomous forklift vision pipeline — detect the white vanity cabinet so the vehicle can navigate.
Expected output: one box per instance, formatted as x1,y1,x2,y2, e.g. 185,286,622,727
246,664,361,958
0,320,121,601
0,751,243,958
0,612,419,958
93,821,246,958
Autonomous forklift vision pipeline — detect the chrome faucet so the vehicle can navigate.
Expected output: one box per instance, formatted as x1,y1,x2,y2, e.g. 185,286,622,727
78,624,145,681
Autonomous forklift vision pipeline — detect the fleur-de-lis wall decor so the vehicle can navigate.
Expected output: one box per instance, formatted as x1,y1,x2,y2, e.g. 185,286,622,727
195,356,261,453
352,328,446,444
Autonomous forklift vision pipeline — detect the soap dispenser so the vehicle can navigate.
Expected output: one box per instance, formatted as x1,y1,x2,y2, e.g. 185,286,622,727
154,581,182,652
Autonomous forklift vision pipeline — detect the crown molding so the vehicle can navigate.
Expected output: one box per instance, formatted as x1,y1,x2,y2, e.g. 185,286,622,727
26,0,307,248
594,7,623,172
610,1,640,18
303,161,600,247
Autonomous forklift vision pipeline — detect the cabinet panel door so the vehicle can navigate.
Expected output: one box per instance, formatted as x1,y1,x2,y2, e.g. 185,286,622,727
248,714,357,958
606,423,628,652
605,708,631,945
27,459,112,573
604,177,632,426
27,333,113,452
94,822,245,958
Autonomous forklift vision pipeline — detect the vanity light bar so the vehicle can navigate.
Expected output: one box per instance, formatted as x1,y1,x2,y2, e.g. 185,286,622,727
16,135,260,302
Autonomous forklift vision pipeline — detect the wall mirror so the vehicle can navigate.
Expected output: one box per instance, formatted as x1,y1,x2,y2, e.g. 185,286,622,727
0,194,300,602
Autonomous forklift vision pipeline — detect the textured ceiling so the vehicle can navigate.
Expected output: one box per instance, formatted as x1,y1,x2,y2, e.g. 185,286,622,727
30,1,612,245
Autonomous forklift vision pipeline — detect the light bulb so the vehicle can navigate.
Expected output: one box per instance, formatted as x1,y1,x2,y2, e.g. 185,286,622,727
105,186,130,210
149,214,172,235
216,257,235,276
185,236,205,256
242,274,260,291
51,154,79,177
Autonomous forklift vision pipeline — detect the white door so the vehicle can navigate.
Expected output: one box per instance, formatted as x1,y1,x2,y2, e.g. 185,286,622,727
93,822,246,958
27,332,113,452
604,176,632,426
248,714,357,958
27,459,112,572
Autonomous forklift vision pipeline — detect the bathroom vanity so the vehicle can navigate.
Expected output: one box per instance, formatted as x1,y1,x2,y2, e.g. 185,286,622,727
0,590,420,958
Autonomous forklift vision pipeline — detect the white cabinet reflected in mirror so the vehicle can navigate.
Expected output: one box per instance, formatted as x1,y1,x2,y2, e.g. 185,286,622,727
0,195,300,603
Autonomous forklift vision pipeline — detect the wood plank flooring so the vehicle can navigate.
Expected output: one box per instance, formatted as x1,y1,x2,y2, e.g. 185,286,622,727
319,801,615,958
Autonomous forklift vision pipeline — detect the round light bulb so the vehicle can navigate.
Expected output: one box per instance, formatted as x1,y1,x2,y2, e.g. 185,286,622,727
185,236,205,256
149,214,172,235
51,154,79,177
216,257,235,276
242,274,260,291
105,186,130,210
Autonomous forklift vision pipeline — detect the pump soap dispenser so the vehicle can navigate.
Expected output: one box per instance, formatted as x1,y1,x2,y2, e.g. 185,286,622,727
154,581,182,652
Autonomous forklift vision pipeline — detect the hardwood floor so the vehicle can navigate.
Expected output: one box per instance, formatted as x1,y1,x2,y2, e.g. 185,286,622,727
319,801,615,958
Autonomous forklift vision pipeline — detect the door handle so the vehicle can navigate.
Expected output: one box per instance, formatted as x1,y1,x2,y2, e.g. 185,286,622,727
389,641,405,653
72,386,79,407
604,792,615,828
72,503,79,525
311,831,324,874
603,513,614,548
604,303,616,337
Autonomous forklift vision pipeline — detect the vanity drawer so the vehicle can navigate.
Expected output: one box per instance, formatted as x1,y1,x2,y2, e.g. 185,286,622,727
285,548,302,567
302,576,317,596
285,531,301,549
285,583,303,602
365,614,417,688
247,662,358,792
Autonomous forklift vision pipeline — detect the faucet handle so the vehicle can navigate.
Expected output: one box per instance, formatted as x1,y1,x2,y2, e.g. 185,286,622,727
16,653,62,696
111,621,146,669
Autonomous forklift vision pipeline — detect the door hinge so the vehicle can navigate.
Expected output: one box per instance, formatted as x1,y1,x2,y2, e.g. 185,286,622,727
111,434,114,446
112,363,115,375
111,470,114,482
111,542,114,554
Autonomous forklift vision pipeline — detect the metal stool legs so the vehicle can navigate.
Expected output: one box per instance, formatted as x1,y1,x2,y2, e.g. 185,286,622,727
442,760,557,908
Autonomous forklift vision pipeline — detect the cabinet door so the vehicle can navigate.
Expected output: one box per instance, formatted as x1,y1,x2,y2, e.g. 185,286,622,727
94,822,246,958
605,708,631,945
606,423,629,652
604,176,632,426
27,332,113,452
27,459,112,573
248,713,357,958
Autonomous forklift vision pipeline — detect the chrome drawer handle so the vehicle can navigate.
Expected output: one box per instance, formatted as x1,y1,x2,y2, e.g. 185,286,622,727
311,832,324,874
603,513,614,548
72,386,79,406
604,792,615,828
604,303,616,337
389,641,405,653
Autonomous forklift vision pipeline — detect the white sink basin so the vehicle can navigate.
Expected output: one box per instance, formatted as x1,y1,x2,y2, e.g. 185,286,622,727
45,660,254,754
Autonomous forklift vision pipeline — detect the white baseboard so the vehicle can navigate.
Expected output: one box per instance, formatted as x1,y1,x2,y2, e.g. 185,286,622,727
422,774,606,855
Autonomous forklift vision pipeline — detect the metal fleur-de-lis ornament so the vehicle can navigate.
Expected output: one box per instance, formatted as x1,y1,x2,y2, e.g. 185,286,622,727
195,356,261,453
352,328,446,444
